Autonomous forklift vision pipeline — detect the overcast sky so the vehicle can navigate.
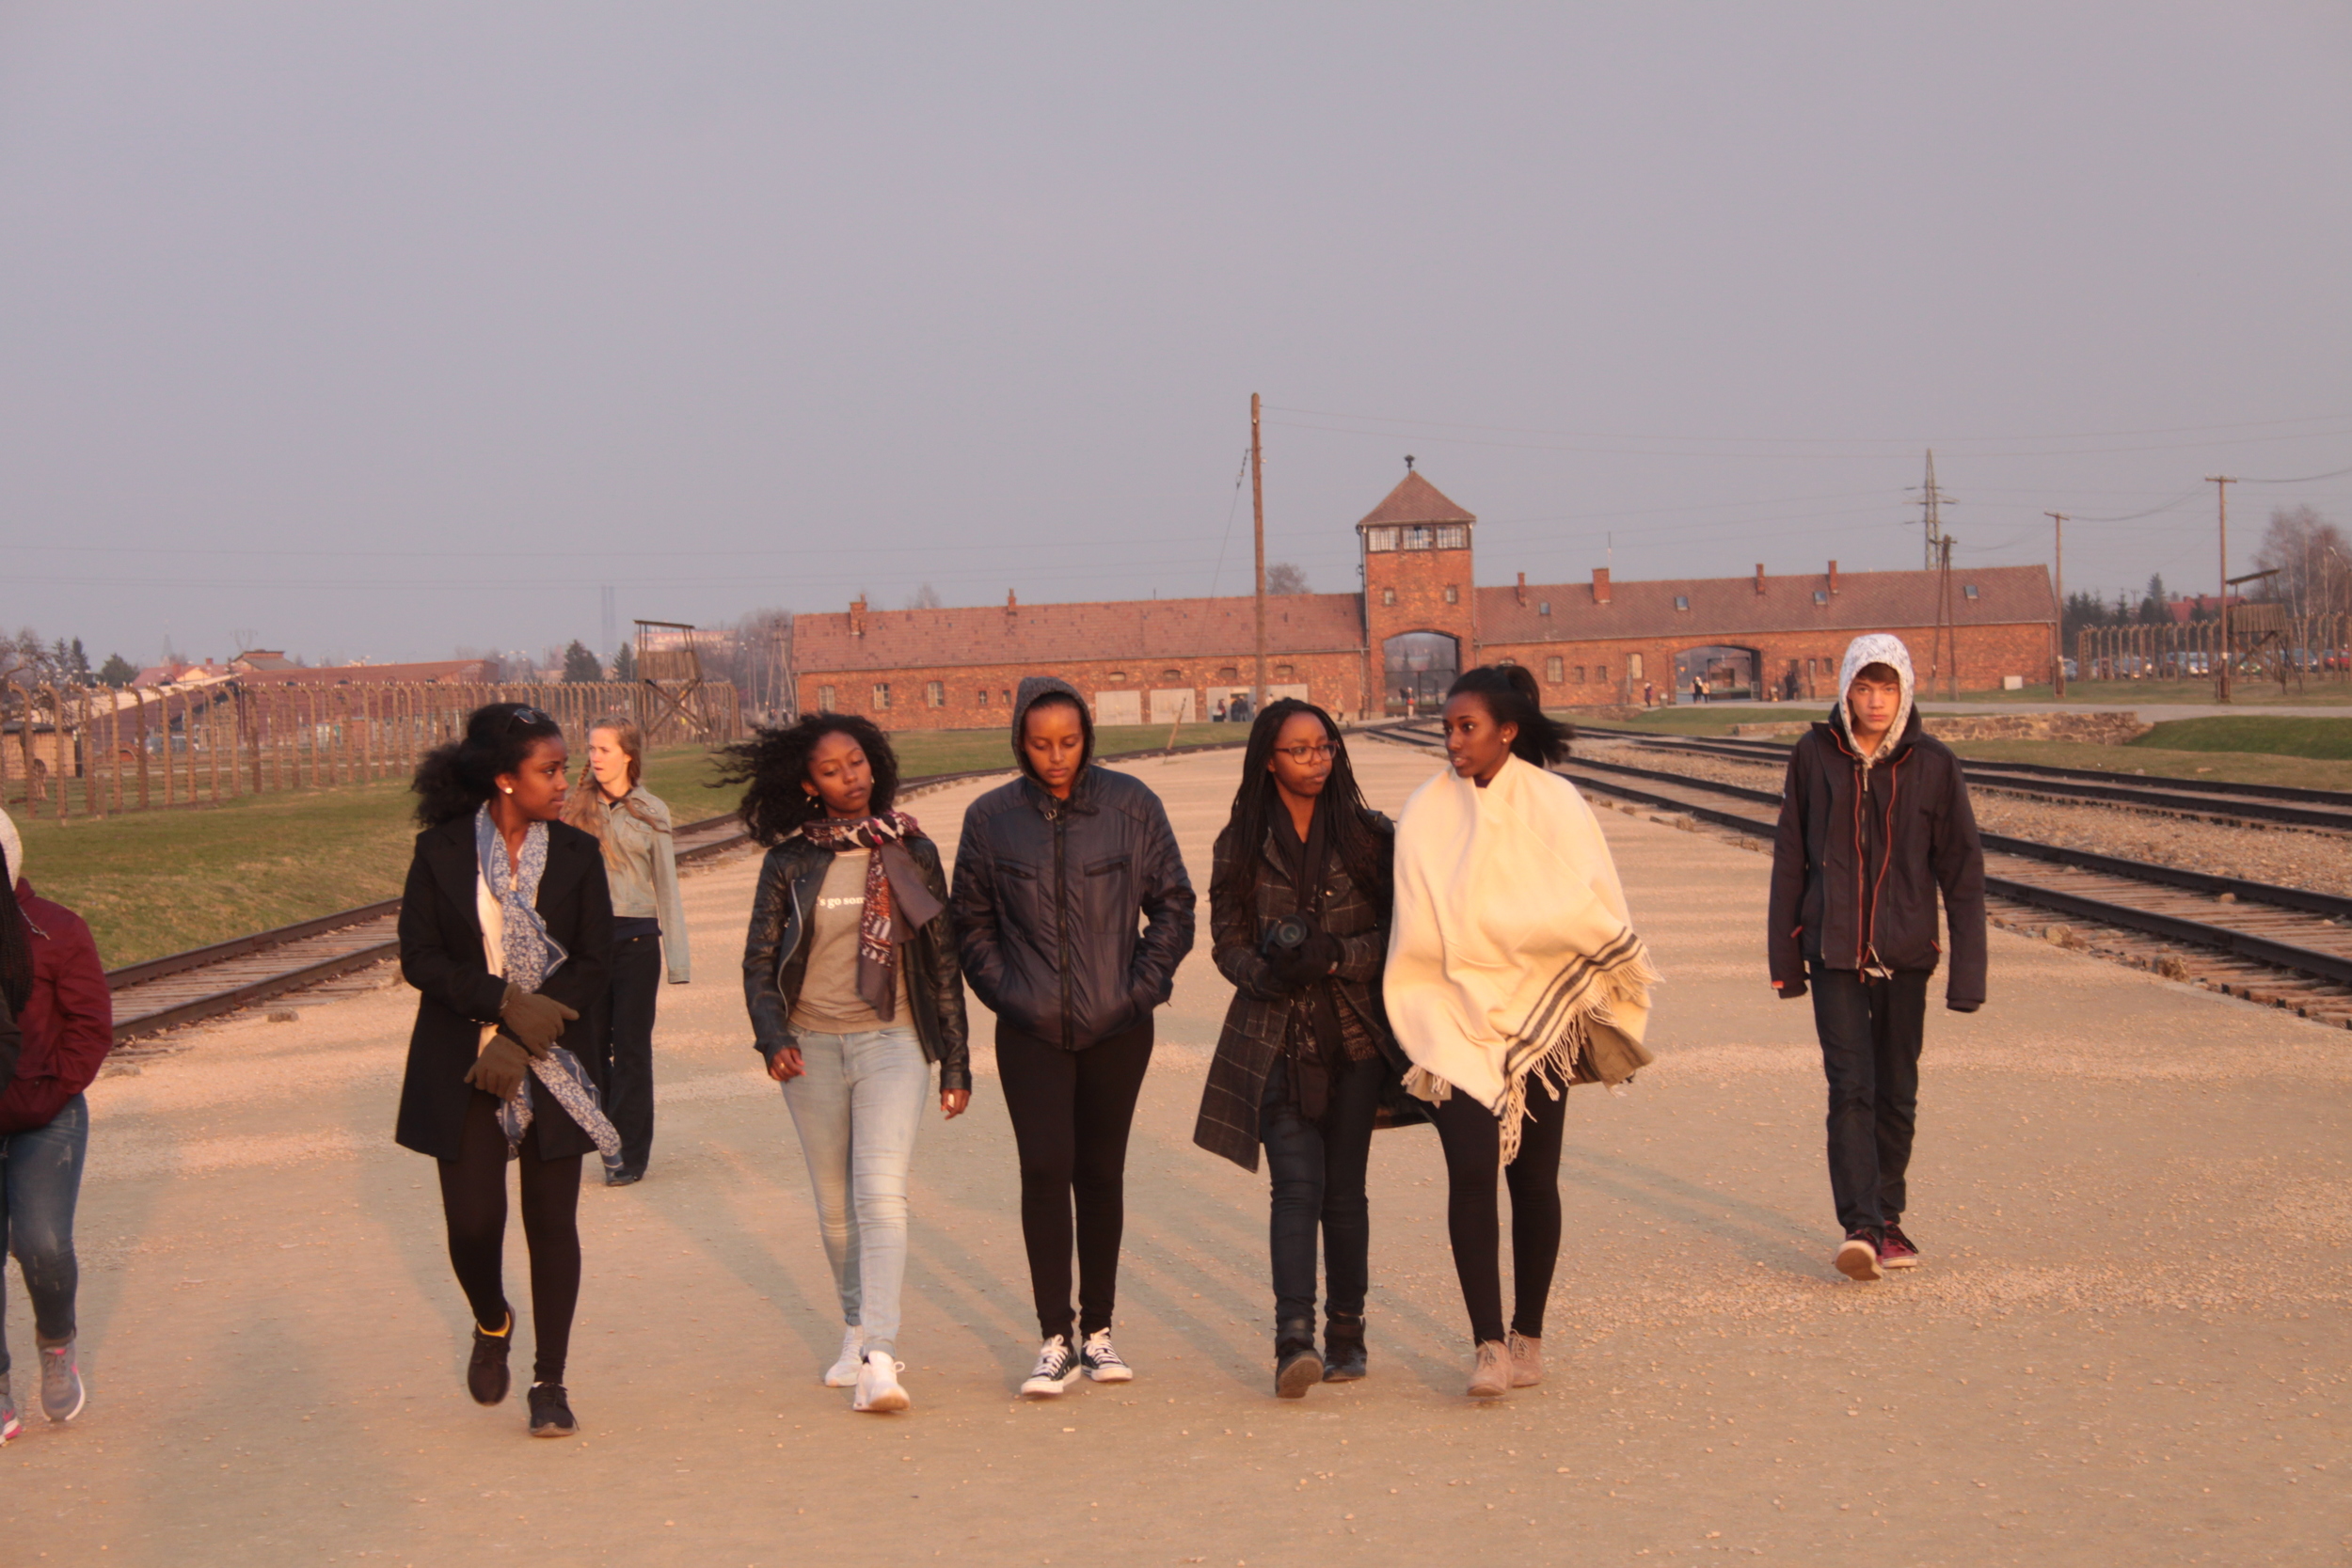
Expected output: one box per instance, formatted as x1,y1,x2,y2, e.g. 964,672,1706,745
5,4,2347,667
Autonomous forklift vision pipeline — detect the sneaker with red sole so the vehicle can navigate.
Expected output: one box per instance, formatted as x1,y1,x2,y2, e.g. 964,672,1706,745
1835,1229,1883,1282
1879,1222,1920,1269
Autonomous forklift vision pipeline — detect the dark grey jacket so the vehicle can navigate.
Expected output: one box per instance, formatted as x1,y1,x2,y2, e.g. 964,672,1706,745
951,676,1196,1049
740,832,970,1093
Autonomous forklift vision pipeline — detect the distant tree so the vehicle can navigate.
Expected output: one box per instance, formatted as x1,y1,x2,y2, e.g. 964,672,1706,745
562,640,604,683
67,638,90,681
97,653,136,688
2137,572,2171,626
1264,562,1310,595
2254,504,2347,616
612,641,637,683
904,583,943,610
2061,590,2112,645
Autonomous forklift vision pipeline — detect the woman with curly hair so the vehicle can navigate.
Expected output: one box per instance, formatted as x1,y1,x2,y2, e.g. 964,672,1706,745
563,716,689,1185
728,713,969,1415
1386,664,1657,1399
396,703,620,1438
1193,700,1407,1398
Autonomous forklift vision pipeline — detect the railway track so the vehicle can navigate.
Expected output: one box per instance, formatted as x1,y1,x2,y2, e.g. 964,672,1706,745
1578,724,2352,833
1370,724,2352,1029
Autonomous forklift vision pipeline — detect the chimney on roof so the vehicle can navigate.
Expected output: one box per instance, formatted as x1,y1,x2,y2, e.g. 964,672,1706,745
850,595,866,638
1755,563,1767,595
1006,589,1018,615
1828,560,1839,594
1516,571,1528,607
1592,567,1612,605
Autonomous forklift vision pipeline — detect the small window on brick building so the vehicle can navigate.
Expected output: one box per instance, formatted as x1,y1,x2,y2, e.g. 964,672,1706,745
1003,689,1012,705
872,683,891,710
1674,595,1690,611
1538,601,1551,616
1545,656,1565,683
1161,669,1181,683
1575,666,1586,684
926,680,945,708
1109,671,1126,684
1275,663,1294,680
1443,584,1459,605
1963,583,1979,600
1814,590,1829,606
977,689,989,706
1216,665,1238,682
1596,664,1608,683
1381,587,1396,606
817,685,836,710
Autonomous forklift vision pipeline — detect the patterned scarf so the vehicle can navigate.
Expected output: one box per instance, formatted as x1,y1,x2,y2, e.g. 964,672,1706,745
797,809,943,1022
473,808,622,1164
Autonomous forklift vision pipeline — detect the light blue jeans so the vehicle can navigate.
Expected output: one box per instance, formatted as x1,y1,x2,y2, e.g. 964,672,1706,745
780,1026,930,1356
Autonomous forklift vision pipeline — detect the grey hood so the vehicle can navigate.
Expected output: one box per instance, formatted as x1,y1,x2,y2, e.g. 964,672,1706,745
1832,633,1916,768
1009,674,1096,787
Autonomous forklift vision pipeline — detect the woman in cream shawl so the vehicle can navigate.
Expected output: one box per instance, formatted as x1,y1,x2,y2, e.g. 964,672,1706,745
1385,665,1658,1399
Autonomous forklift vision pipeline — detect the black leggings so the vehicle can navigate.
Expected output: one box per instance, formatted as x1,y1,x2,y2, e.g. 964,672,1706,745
437,1089,584,1386
994,1018,1154,1342
1429,1076,1568,1346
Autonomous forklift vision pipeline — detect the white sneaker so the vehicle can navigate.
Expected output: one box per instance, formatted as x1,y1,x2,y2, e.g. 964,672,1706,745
1021,1335,1080,1397
851,1349,910,1414
1080,1328,1134,1384
822,1325,867,1387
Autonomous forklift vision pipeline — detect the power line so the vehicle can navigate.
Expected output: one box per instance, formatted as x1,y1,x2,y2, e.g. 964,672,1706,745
1263,404,2352,447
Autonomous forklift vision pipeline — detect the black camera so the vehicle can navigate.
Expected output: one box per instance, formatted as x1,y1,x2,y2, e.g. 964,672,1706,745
1261,914,1311,958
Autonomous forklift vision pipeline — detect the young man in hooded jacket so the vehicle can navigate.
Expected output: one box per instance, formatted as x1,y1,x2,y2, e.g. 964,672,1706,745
1769,635,1986,1282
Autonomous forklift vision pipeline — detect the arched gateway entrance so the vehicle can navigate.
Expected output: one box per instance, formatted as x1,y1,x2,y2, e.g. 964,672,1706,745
1384,631,1459,717
1674,644,1760,702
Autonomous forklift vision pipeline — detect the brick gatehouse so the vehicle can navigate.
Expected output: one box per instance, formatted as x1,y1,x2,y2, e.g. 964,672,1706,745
792,469,2057,729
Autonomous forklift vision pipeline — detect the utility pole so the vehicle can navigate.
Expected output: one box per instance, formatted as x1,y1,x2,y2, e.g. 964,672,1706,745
2046,512,2067,697
2208,475,2235,703
1251,392,1267,714
1913,450,1953,570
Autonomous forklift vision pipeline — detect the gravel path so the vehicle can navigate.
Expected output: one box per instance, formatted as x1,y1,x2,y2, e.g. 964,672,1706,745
1580,741,2352,895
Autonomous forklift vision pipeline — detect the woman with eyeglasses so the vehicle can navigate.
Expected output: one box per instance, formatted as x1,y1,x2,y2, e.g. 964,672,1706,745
1193,700,1406,1397
564,716,689,1186
396,704,620,1437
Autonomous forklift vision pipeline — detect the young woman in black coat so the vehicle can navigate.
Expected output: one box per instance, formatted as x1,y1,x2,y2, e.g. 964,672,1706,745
396,703,618,1438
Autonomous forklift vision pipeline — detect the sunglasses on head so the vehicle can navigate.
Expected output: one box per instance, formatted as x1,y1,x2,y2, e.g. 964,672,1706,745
506,706,553,731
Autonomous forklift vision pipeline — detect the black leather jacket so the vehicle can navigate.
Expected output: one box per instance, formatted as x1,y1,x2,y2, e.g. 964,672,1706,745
741,833,971,1092
952,767,1197,1050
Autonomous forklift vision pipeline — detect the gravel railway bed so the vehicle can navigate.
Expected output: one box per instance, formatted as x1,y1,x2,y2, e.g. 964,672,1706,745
1370,725,2352,1031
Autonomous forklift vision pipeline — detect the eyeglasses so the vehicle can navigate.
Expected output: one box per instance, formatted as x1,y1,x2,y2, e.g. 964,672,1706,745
1276,743,1336,763
506,706,553,730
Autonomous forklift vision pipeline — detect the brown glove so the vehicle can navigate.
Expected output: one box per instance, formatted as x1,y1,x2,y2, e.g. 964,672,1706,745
465,1034,532,1099
498,985,577,1056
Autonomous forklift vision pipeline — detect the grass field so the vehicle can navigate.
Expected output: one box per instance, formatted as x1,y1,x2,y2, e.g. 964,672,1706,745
2132,716,2352,760
10,724,1249,970
1936,679,2352,706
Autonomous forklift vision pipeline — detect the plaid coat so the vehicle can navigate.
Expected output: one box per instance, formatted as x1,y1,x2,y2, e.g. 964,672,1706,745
1191,809,1402,1171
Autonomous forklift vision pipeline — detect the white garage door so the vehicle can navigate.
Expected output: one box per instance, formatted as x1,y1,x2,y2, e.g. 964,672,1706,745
1092,689,1142,725
1149,688,1197,724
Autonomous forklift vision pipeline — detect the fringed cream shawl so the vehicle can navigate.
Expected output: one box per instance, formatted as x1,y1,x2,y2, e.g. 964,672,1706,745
1384,753,1659,1162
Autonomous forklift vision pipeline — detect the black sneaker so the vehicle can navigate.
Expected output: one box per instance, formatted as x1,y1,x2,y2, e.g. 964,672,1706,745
469,1311,514,1405
1835,1229,1883,1282
527,1382,577,1437
1322,1314,1368,1383
1880,1222,1920,1269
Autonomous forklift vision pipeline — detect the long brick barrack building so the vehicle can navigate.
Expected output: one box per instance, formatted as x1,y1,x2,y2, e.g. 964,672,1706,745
793,470,2058,729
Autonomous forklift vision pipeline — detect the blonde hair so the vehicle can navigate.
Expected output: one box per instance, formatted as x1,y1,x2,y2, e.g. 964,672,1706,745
565,716,665,844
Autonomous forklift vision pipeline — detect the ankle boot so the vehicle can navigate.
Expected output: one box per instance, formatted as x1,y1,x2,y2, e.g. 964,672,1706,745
1274,1317,1323,1399
1322,1312,1368,1382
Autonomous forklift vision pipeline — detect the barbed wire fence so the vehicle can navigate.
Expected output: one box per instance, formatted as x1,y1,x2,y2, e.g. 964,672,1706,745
2073,610,2345,691
0,677,741,819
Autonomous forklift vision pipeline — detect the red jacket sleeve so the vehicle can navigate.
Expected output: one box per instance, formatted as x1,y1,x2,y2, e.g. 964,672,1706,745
0,897,114,1132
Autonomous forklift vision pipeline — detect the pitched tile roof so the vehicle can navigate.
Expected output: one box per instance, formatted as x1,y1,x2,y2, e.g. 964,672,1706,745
1477,564,2055,645
797,594,1366,674
1356,471,1476,529
238,658,495,686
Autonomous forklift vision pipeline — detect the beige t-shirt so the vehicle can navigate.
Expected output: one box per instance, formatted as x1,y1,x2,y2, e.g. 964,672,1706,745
790,850,910,1034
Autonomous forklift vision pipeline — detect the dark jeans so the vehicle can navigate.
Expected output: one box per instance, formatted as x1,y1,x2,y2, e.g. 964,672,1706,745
0,1094,87,1373
437,1090,584,1386
1429,1076,1567,1346
1808,965,1930,1235
995,1017,1154,1342
593,933,663,1176
1260,1054,1383,1326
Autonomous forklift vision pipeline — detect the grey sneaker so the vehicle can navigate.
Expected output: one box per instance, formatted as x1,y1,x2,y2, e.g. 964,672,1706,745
39,1340,85,1424
0,1373,21,1445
